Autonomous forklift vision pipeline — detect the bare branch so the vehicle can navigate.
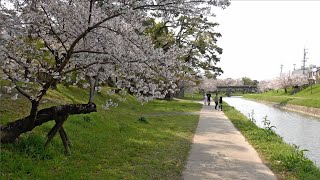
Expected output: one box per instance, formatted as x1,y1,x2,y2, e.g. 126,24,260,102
88,0,94,25
72,50,139,64
40,5,68,53
62,61,110,75
88,76,95,103
3,69,32,101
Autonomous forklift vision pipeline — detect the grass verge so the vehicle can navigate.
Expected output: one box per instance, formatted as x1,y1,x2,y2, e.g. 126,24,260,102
183,92,204,101
1,85,202,179
244,84,320,108
223,102,320,180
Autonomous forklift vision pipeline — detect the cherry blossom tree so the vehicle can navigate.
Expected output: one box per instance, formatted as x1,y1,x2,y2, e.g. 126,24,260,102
257,80,270,92
277,73,308,93
277,74,292,93
198,78,243,93
143,11,228,98
257,74,308,93
291,73,308,87
199,77,218,92
0,0,229,151
223,78,243,86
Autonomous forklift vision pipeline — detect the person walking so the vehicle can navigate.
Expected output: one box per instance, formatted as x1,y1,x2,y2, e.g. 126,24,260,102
203,94,208,105
214,94,219,110
219,96,223,111
207,93,211,106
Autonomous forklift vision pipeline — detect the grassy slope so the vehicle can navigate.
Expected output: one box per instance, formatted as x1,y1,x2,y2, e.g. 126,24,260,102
224,103,320,180
244,84,320,108
183,92,204,101
0,86,202,179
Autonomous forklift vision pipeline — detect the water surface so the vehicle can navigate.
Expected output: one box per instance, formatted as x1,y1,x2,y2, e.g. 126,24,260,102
224,97,320,167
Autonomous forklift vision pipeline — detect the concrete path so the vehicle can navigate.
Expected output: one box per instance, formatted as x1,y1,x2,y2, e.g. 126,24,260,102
183,105,277,180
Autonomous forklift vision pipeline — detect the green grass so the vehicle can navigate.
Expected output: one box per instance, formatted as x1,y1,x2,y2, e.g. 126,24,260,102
228,92,246,96
223,103,320,180
183,92,204,101
183,92,228,101
1,85,202,179
244,84,320,108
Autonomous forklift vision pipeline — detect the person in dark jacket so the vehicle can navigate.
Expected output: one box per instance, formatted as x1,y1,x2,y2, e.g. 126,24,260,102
206,93,211,106
219,96,223,111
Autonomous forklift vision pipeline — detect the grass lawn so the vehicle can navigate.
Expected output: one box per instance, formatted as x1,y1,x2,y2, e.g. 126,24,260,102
184,92,229,101
0,85,202,179
223,103,320,180
244,84,320,108
183,92,204,101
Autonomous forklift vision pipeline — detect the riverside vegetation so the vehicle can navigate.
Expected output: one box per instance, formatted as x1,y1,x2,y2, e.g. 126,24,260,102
223,103,320,179
0,85,202,179
244,84,320,108
184,92,320,179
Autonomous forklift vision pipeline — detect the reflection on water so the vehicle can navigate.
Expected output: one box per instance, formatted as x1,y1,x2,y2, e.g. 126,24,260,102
224,97,320,167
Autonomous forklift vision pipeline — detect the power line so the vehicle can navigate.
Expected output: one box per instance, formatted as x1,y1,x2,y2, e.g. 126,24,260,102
302,48,308,75
280,64,283,76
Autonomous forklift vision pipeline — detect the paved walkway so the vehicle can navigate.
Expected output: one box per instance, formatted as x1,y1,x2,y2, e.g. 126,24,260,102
183,105,277,180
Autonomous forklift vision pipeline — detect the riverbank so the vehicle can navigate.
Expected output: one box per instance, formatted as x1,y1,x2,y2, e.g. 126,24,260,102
223,102,320,179
243,84,320,117
244,98,320,118
244,84,320,109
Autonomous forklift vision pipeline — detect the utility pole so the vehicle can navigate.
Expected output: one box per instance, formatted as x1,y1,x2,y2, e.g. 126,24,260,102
302,48,308,75
280,64,283,76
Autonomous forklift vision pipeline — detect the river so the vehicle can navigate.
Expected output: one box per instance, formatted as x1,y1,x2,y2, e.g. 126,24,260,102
224,97,320,167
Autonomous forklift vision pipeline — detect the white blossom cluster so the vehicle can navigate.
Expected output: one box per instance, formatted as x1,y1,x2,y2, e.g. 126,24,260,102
257,73,309,92
198,77,243,92
0,0,229,104
102,99,118,111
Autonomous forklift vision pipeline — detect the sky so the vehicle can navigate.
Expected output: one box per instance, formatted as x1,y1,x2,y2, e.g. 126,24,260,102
213,1,320,81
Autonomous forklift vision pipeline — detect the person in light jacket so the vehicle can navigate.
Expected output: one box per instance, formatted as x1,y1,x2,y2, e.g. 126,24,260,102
203,94,208,105
214,94,219,110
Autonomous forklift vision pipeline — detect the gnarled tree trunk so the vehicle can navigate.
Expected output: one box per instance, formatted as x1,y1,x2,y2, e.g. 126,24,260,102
0,103,97,144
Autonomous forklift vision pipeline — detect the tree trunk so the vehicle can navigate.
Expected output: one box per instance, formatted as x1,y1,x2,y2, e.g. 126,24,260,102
174,88,185,99
0,103,97,143
106,77,122,94
174,81,185,99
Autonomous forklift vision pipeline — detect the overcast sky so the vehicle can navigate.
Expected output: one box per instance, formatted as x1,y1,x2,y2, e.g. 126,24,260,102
213,1,320,81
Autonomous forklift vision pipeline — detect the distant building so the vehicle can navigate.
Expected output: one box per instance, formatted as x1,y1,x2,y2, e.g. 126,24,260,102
309,66,320,83
292,69,304,76
292,65,320,83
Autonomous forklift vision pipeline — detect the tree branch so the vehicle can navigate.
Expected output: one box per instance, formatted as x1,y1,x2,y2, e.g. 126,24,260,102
62,61,103,75
88,0,94,25
2,69,32,101
1,103,97,143
40,5,68,52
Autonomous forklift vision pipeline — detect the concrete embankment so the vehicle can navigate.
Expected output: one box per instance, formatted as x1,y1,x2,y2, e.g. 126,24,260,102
249,99,320,118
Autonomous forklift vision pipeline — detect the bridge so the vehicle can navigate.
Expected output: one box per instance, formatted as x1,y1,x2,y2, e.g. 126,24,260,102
216,85,258,96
